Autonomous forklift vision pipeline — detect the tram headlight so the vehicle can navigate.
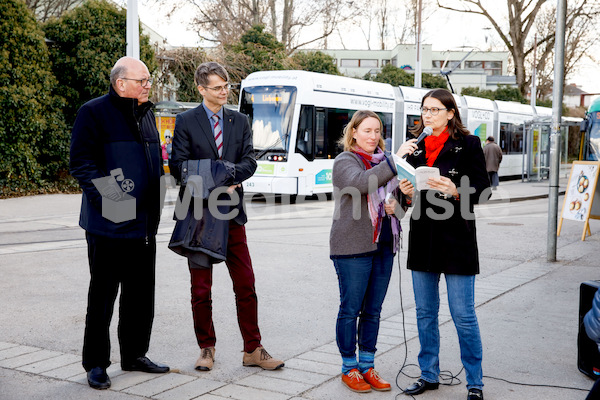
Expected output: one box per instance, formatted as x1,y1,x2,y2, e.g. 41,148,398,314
266,155,287,161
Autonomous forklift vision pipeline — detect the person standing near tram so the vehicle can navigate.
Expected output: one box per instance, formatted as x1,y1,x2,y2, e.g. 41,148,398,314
398,89,490,400
70,56,169,390
330,110,408,393
169,61,285,372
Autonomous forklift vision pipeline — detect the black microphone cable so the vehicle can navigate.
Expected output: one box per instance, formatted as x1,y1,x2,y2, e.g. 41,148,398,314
392,251,591,397
393,251,463,400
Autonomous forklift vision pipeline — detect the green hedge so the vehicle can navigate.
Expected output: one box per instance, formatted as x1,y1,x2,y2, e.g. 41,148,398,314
0,0,69,196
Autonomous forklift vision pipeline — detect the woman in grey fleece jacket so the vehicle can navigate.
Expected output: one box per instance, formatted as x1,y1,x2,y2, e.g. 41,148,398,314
330,110,406,393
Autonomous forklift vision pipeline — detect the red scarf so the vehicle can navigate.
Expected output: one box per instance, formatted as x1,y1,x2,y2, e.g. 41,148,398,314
424,127,449,166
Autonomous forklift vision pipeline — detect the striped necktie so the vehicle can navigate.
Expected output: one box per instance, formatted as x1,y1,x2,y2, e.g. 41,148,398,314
211,114,223,158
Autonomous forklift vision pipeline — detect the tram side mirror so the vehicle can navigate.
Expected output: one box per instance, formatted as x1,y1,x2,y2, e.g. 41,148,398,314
581,117,590,132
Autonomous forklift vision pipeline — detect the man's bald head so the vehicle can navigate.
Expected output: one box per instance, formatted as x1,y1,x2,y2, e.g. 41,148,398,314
110,57,146,87
110,57,152,105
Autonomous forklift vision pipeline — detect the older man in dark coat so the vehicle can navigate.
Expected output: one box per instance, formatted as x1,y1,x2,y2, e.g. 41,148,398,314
70,56,169,390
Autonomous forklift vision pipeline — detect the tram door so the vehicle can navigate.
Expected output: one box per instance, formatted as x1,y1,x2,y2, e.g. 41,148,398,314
528,122,551,180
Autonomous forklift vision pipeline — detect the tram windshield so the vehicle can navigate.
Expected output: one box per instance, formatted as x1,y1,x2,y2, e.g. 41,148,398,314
589,114,600,160
240,86,297,153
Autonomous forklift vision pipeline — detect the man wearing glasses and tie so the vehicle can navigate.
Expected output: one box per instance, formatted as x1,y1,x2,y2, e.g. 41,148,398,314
169,62,284,372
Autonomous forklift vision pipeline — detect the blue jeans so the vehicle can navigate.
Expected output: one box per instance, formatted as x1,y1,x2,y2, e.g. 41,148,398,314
333,245,394,366
411,271,483,390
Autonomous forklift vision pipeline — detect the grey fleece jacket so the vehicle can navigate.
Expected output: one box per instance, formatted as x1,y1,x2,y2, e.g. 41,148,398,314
329,151,398,257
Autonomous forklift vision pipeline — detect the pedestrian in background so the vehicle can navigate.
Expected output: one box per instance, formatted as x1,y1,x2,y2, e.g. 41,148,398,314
165,134,172,159
70,56,169,390
169,61,284,372
330,110,407,393
398,89,490,400
483,136,502,190
161,136,169,164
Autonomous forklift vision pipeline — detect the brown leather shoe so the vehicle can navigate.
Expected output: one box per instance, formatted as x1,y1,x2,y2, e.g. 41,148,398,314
362,368,391,391
242,346,284,370
195,347,215,371
342,369,371,393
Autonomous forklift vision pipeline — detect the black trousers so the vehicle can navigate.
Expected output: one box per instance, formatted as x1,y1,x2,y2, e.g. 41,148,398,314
82,232,156,371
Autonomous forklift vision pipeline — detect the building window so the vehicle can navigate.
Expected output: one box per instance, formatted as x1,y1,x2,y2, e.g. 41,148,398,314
433,60,461,70
465,61,483,69
340,59,359,67
359,59,378,68
464,60,502,75
382,59,391,66
484,61,502,76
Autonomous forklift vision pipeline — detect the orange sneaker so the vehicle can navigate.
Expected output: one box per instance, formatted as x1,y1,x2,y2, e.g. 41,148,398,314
341,369,371,393
362,368,391,391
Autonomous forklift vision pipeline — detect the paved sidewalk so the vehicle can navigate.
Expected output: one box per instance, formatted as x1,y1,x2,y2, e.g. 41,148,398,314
1,173,598,400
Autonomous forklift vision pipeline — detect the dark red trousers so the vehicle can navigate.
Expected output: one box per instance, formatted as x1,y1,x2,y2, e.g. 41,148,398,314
188,222,261,353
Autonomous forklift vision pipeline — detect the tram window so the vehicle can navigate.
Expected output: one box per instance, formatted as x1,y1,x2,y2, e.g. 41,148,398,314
374,112,393,150
296,105,314,161
308,107,386,160
406,115,421,140
326,109,351,159
499,123,510,154
500,122,525,154
315,109,326,158
510,126,524,153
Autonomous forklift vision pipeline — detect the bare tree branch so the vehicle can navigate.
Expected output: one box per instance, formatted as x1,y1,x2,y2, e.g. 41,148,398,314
435,0,599,96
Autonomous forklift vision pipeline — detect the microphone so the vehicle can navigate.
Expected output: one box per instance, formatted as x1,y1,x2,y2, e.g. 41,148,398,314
402,126,433,159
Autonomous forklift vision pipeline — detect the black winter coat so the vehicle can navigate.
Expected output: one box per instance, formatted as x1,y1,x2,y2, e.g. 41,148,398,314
406,133,490,275
70,86,163,239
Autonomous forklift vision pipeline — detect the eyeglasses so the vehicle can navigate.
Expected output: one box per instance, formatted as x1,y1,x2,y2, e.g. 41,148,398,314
421,106,448,116
121,77,153,87
202,84,232,93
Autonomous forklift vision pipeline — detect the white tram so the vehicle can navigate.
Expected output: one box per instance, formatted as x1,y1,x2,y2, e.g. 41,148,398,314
238,70,564,195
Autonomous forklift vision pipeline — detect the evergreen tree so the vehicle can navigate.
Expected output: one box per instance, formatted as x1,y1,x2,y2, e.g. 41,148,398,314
44,0,156,127
422,73,448,90
0,0,69,195
369,64,413,87
291,51,340,75
461,85,526,103
228,25,293,75
368,64,447,90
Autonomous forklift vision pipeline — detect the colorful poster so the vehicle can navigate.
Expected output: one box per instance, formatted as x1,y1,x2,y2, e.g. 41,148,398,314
156,116,175,143
561,163,599,222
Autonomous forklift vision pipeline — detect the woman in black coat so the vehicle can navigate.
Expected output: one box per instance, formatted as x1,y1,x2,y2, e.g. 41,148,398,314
398,89,490,400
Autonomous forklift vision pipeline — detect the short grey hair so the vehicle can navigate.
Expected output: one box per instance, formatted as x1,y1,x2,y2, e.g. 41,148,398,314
194,62,229,87
110,64,127,87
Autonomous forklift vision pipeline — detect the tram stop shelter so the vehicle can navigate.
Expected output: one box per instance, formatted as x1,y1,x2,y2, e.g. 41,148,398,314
522,115,582,182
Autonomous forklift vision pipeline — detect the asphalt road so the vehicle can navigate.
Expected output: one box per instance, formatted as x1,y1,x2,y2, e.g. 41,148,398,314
0,192,598,399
